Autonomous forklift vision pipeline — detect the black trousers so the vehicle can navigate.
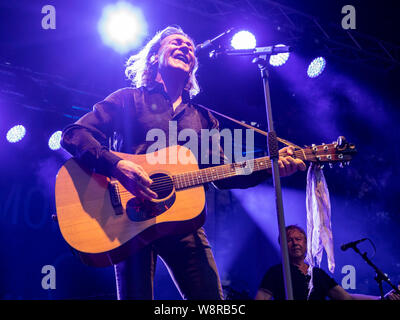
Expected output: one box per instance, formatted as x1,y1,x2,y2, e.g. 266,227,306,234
113,227,224,300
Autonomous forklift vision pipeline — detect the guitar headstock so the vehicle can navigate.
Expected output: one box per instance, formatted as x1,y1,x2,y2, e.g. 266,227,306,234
303,136,357,167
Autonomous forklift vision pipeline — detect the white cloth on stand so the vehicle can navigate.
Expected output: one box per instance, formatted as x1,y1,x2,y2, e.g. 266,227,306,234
305,163,335,298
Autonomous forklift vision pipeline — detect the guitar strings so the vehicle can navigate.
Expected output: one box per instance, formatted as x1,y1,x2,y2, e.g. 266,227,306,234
118,170,239,195
140,149,322,184
117,148,334,195
118,171,241,196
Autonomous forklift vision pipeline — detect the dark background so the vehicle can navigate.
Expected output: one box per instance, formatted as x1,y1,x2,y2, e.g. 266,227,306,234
0,0,399,299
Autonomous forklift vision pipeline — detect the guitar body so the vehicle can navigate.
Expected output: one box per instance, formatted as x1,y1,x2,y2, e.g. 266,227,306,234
55,145,206,267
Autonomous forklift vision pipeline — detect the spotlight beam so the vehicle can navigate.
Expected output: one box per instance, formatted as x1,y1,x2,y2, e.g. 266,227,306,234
307,57,326,78
98,1,148,54
6,125,26,143
230,31,256,50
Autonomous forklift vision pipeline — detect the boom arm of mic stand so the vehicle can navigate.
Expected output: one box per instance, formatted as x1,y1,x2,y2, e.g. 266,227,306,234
209,45,292,59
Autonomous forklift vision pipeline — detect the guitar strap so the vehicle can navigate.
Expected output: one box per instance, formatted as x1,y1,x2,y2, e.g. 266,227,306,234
197,104,302,150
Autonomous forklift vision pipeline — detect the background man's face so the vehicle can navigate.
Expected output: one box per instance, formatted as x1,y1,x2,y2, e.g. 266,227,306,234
287,229,307,261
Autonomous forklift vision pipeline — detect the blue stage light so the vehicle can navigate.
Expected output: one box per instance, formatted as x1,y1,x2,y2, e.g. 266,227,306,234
6,125,26,143
98,1,148,54
231,31,256,49
269,44,290,67
48,130,62,150
307,57,326,78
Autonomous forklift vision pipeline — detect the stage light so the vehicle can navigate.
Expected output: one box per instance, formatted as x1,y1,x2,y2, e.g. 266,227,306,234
269,44,290,67
98,1,148,54
307,57,326,78
48,130,62,150
230,31,256,49
6,125,26,143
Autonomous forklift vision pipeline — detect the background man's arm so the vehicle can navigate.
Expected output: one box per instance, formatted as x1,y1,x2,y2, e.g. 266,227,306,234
328,285,385,300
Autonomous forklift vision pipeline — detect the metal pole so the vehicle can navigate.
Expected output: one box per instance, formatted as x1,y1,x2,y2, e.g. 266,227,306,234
257,57,294,300
209,46,295,299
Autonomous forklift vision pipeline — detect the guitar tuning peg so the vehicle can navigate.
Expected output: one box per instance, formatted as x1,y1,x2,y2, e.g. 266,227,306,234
329,163,333,169
346,161,350,166
337,136,348,148
339,162,344,168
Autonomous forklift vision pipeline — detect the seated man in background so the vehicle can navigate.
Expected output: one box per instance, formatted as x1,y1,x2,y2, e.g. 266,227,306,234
255,225,400,300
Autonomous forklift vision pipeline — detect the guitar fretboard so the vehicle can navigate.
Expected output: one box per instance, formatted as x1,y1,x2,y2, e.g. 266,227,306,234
172,149,310,190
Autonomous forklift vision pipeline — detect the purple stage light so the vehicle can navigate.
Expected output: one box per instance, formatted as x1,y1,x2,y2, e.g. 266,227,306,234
98,1,148,54
307,57,326,78
230,30,256,50
269,44,290,67
6,125,26,143
48,130,62,150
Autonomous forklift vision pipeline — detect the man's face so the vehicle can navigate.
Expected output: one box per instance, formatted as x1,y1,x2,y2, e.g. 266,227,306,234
287,229,307,261
156,34,196,75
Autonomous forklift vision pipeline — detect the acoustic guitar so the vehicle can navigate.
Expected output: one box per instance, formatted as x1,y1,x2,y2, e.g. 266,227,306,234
55,137,356,267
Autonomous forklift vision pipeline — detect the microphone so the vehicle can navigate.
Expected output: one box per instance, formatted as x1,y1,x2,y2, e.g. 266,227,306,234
340,238,367,251
195,27,235,55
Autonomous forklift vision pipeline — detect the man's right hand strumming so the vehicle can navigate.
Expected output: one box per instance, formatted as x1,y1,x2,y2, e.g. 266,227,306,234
112,160,158,201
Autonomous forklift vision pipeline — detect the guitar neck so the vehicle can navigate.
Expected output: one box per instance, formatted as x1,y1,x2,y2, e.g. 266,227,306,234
173,149,313,190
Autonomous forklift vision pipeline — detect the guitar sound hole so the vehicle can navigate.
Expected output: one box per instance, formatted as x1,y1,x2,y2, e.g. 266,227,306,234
149,172,174,200
125,172,175,222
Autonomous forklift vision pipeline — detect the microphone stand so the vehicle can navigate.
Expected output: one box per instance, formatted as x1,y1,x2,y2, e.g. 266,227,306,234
350,244,400,299
211,45,294,300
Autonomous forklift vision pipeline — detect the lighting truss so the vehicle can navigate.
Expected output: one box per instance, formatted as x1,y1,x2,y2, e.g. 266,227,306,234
160,0,400,72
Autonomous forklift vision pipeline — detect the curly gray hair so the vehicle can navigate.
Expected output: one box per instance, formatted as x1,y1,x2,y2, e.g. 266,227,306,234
125,26,200,98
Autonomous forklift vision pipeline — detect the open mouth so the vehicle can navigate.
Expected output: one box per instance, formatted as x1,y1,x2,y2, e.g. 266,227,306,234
174,54,189,64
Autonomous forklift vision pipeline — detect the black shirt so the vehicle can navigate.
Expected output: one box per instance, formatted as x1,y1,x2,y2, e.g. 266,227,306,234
259,263,338,300
61,84,268,189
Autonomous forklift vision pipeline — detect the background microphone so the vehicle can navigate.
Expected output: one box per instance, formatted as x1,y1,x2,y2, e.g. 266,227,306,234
341,238,367,251
195,27,234,55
